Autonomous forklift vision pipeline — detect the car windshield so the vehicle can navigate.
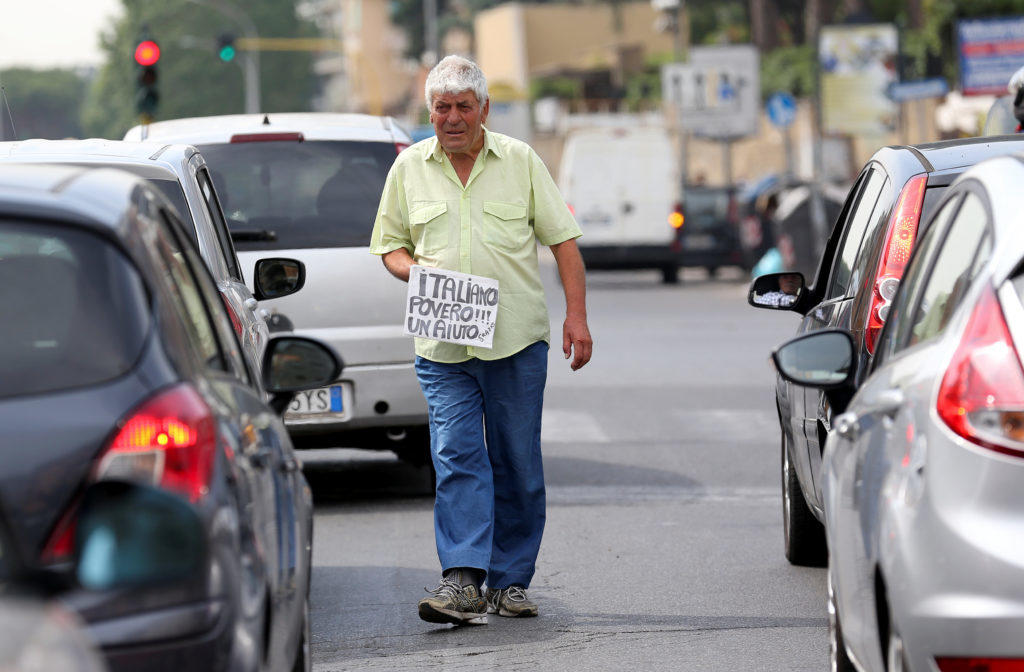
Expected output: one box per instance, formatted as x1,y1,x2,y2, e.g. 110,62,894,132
0,220,151,399
684,189,735,232
197,140,397,251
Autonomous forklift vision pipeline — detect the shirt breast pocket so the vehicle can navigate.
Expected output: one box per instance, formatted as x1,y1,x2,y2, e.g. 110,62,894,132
482,201,531,253
410,201,449,254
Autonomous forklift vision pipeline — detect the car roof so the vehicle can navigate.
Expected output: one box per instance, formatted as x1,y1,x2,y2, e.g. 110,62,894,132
0,139,195,180
125,112,409,145
903,135,1024,173
0,163,145,236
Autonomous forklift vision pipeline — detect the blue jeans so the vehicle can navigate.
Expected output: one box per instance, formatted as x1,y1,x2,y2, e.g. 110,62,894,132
415,341,548,589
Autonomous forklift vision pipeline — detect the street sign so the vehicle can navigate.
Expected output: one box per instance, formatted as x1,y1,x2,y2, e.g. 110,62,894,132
958,17,1024,96
661,45,760,139
886,78,949,102
766,92,797,128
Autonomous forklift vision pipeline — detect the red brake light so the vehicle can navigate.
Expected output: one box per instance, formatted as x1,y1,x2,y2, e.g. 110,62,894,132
395,142,410,155
230,132,304,143
221,293,243,337
865,173,927,354
937,285,1024,458
96,384,218,501
937,658,1024,671
41,384,216,562
567,203,575,216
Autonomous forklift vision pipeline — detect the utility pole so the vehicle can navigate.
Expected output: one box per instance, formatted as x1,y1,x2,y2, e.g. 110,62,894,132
424,0,439,66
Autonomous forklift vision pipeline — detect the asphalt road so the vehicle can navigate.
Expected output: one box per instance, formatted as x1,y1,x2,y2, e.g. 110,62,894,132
302,264,826,671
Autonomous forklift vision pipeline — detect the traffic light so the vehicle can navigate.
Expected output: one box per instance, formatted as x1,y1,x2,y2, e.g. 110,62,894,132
134,38,160,121
217,34,236,63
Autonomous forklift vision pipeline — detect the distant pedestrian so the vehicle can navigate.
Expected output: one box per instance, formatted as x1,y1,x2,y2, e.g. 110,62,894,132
369,54,593,626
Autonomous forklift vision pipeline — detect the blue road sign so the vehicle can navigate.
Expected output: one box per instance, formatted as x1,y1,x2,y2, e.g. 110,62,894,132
887,78,949,102
766,92,797,128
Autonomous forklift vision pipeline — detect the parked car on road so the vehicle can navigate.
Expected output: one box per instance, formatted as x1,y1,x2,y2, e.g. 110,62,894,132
0,164,340,672
773,154,1024,672
0,139,276,374
678,184,744,277
124,114,431,466
748,135,1024,567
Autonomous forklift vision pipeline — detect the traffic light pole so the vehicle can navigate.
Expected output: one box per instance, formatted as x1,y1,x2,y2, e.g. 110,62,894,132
186,0,261,113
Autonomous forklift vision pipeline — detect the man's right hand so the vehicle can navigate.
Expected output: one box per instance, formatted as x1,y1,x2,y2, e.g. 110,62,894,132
382,248,416,282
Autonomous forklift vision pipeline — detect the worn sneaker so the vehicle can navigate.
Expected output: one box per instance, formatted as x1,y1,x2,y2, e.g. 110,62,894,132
418,577,488,625
485,586,539,618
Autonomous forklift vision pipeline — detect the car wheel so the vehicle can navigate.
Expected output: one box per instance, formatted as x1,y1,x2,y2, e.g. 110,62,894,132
782,431,827,566
828,567,856,672
661,265,679,284
291,592,311,672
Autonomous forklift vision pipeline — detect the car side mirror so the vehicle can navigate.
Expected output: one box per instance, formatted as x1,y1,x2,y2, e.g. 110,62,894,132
772,330,855,389
73,481,206,591
253,258,305,301
748,272,805,311
262,336,344,414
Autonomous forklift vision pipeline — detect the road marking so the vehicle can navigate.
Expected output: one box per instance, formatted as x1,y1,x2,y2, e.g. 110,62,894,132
672,409,777,442
547,485,776,506
542,409,610,443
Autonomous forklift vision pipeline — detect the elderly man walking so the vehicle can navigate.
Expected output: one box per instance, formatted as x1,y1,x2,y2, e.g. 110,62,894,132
370,55,592,626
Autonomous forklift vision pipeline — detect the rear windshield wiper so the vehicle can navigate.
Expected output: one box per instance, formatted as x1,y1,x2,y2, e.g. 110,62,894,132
230,228,277,242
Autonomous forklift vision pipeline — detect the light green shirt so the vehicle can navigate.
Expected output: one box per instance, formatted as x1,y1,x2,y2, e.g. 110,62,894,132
370,129,582,363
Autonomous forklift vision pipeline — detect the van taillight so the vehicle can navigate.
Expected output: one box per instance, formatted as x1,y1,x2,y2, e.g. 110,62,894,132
221,293,243,337
937,285,1024,458
395,142,410,154
95,384,218,501
865,173,927,354
41,384,217,562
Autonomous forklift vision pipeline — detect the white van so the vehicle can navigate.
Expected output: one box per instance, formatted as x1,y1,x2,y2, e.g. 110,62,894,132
558,124,683,283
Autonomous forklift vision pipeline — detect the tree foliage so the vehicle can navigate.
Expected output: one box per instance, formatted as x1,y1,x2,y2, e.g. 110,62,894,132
0,68,87,140
82,0,318,139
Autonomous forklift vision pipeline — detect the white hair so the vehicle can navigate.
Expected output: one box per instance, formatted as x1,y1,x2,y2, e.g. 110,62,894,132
424,55,489,109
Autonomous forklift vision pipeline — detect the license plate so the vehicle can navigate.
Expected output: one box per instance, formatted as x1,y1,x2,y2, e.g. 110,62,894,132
686,234,715,250
580,213,613,227
286,385,346,416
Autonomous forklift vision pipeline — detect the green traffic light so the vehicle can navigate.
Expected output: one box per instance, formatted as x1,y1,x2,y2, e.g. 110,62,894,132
219,45,236,62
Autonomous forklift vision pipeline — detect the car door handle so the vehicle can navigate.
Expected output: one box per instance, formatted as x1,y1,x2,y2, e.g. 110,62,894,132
835,411,861,441
870,389,905,418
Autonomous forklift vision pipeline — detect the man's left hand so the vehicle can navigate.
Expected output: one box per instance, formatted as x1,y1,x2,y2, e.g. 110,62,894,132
563,315,592,371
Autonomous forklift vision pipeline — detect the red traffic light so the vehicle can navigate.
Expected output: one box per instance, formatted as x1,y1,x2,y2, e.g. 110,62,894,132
134,40,160,66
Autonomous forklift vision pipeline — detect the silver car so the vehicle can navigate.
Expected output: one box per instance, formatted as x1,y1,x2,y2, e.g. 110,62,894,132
0,139,271,372
773,155,1024,671
124,114,429,464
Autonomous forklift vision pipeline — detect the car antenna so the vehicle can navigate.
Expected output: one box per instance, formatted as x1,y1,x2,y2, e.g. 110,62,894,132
0,86,16,141
262,114,270,125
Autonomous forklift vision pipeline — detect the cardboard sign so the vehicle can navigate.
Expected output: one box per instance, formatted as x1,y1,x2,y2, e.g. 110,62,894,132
404,266,499,348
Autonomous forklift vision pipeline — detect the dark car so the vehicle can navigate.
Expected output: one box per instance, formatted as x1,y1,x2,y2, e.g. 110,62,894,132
0,164,341,671
679,185,744,277
748,135,1024,566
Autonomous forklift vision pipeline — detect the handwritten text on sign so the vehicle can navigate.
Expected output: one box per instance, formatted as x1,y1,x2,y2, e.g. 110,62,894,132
404,266,499,348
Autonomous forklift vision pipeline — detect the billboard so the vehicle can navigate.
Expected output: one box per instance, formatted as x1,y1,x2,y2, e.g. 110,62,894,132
819,23,899,135
661,45,760,139
958,17,1024,96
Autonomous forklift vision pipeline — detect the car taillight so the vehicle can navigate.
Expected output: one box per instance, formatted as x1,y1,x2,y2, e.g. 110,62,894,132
937,285,1024,458
395,142,410,154
95,384,217,501
40,384,217,562
937,658,1024,671
221,293,243,337
865,173,927,354
567,203,575,216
